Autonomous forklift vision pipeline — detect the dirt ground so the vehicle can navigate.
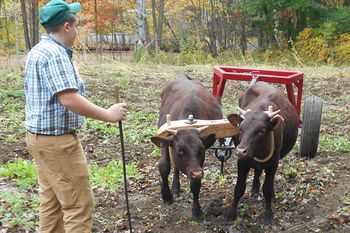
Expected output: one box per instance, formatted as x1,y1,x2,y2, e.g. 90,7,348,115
1,58,350,233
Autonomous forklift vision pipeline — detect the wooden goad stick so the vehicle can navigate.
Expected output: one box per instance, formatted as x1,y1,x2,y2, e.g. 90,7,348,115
115,85,132,232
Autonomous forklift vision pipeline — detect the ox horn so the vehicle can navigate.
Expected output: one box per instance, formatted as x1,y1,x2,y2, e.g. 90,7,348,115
264,109,281,118
272,114,285,122
166,129,177,136
264,105,281,118
237,107,250,116
197,126,209,133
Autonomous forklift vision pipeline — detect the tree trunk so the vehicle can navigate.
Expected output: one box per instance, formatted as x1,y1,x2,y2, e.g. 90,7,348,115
94,0,101,55
257,10,265,51
3,1,10,50
219,0,227,50
151,0,158,49
121,33,126,50
136,0,146,46
30,0,39,46
111,32,115,59
209,0,217,57
13,0,19,54
157,0,164,48
144,15,151,50
238,12,247,56
274,9,283,49
20,0,31,50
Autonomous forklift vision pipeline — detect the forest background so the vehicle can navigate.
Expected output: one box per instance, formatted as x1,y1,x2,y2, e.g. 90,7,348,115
0,0,350,65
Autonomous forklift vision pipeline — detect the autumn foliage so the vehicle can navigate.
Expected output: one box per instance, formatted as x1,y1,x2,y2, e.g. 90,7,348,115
0,0,350,65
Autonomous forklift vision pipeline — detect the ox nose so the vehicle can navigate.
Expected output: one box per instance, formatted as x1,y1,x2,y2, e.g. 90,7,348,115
236,146,248,157
189,169,203,180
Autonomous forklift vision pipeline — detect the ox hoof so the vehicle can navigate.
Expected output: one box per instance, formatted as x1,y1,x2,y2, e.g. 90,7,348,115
250,190,259,198
263,215,275,227
192,213,203,222
224,210,237,222
192,207,203,222
172,188,181,197
162,193,173,205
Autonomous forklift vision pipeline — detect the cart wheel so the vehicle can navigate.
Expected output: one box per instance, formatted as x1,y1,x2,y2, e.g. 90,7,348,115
300,96,323,158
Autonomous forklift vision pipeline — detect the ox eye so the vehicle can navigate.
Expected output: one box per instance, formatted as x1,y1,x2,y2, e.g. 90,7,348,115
258,129,266,135
177,149,184,155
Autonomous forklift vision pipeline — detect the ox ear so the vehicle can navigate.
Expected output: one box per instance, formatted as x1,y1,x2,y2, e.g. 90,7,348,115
270,115,283,130
227,113,243,127
200,134,216,149
151,136,174,148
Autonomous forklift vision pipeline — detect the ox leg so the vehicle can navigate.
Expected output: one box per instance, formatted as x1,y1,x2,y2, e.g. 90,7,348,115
262,162,278,226
251,167,262,197
226,161,250,222
171,168,180,197
190,179,203,222
159,147,173,204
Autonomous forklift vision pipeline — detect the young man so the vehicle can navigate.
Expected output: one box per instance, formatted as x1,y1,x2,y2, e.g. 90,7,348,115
24,1,126,232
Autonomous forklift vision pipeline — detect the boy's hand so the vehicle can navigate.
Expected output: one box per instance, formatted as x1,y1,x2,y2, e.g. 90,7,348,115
107,103,127,122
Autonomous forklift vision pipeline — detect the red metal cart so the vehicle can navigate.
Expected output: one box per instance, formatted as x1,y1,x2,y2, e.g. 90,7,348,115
212,66,304,125
212,65,323,159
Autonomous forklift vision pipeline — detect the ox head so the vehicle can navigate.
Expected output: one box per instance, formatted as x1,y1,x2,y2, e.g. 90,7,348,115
151,126,216,180
227,107,284,160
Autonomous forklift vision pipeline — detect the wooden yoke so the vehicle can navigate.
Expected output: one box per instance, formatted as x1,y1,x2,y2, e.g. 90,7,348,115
157,114,240,138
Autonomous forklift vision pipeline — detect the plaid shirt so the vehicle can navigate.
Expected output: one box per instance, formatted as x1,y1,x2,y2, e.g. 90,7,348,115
24,35,85,135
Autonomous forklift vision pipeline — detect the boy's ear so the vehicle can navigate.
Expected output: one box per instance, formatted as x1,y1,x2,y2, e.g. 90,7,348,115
63,21,70,32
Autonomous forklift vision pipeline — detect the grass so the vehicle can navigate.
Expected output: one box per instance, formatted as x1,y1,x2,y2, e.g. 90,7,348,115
0,159,37,189
0,158,141,191
0,70,26,143
319,109,350,152
0,190,39,230
89,160,142,191
0,157,142,230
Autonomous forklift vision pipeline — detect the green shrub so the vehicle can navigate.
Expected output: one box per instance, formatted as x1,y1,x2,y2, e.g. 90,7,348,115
295,28,331,64
333,34,350,65
0,159,38,188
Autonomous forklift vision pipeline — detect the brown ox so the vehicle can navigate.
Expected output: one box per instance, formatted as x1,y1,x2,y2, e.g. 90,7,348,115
151,74,222,221
226,82,298,226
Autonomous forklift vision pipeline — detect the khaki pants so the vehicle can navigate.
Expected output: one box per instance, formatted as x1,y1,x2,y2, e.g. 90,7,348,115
26,132,94,233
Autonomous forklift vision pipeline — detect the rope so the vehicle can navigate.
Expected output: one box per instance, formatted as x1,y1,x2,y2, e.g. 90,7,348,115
253,131,275,163
168,146,175,166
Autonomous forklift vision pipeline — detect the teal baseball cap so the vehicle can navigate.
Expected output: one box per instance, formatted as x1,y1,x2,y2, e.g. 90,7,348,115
39,0,81,29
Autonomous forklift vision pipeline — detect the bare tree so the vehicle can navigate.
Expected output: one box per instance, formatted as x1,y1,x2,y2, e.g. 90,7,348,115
151,0,165,49
151,0,158,49
273,9,283,49
20,0,31,50
2,0,10,51
94,0,101,55
157,0,164,48
136,0,147,46
12,0,19,54
144,12,151,49
257,10,265,51
208,0,217,57
30,0,39,46
238,11,247,56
